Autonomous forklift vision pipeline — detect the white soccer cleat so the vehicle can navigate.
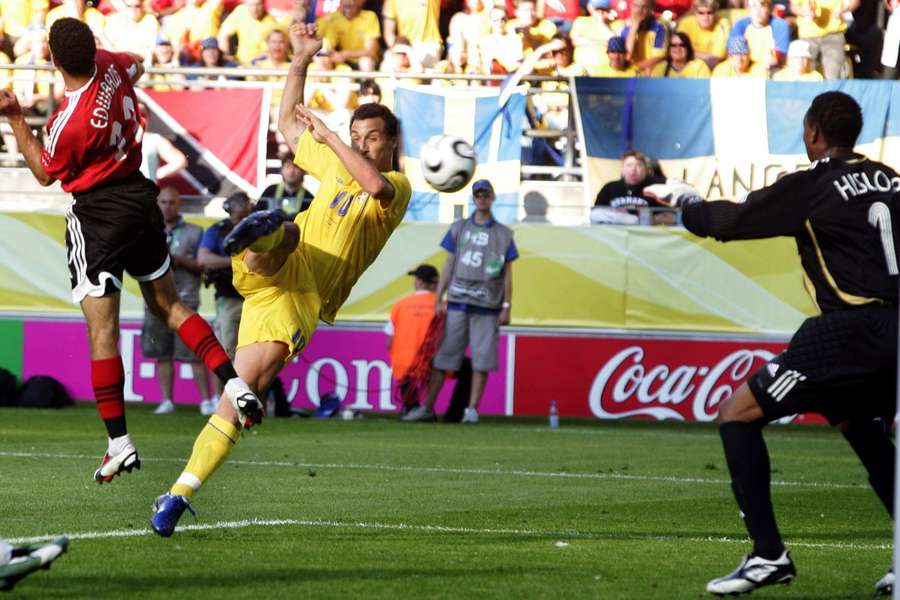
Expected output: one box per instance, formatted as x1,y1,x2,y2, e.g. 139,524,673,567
153,399,175,414
93,444,140,484
875,567,894,596
225,378,263,429
462,407,479,424
706,551,796,596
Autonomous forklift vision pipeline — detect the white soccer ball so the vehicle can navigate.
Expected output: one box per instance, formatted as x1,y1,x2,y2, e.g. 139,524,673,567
421,134,476,193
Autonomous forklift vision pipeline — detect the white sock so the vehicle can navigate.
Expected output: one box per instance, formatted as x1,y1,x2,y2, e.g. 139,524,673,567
108,433,132,455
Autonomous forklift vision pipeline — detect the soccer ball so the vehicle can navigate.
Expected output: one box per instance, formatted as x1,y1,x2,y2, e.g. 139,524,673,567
421,134,476,193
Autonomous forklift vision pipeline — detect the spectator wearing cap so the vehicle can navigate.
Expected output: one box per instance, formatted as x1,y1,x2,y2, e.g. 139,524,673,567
728,0,790,71
650,31,711,77
382,0,442,69
592,36,639,76
621,0,668,75
790,0,857,78
385,264,439,415
402,179,517,425
316,0,381,72
105,0,160,61
712,35,769,76
190,37,240,80
570,0,625,75
162,0,224,64
45,0,107,40
197,191,252,404
676,0,731,69
217,0,280,65
150,37,184,91
772,39,825,80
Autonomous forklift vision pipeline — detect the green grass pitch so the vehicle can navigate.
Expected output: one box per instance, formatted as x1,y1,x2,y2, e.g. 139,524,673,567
0,405,892,599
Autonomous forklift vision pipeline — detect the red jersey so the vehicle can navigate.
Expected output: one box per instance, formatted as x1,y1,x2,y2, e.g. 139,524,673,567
41,50,145,193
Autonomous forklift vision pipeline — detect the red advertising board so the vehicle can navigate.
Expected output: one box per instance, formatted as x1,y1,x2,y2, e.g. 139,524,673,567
513,334,826,424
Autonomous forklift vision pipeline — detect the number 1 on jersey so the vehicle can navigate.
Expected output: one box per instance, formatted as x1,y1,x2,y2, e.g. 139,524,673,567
868,202,899,276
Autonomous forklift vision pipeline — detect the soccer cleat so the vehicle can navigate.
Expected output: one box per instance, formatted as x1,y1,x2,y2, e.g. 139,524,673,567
222,209,285,256
150,493,195,538
93,445,140,484
875,567,894,596
706,551,796,596
225,377,263,429
199,398,218,416
153,399,175,414
462,407,479,424
0,536,68,591
400,405,436,422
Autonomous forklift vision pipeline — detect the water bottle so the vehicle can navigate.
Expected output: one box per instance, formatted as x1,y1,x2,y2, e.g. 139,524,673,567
549,400,560,430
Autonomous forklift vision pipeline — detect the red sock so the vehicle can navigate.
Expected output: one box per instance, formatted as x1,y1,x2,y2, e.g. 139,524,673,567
176,314,234,381
92,357,127,438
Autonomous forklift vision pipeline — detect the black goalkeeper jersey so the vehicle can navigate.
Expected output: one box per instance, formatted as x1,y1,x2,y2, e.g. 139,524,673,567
682,153,900,313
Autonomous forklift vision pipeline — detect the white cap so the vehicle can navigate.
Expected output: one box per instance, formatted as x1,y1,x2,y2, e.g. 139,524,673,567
787,40,812,59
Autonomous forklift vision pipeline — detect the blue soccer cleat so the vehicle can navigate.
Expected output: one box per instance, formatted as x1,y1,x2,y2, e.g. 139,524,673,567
150,493,194,538
222,209,285,256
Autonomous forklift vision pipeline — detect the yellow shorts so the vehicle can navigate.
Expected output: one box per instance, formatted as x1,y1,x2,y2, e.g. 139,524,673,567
232,243,321,361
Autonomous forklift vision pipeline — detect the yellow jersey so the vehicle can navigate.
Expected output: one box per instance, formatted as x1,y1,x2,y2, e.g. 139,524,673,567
796,0,847,37
676,15,730,59
711,59,768,78
650,58,711,78
507,17,558,53
316,9,381,54
570,15,624,71
164,1,224,48
0,0,47,38
382,0,442,45
772,67,824,81
592,64,639,77
622,17,668,64
293,130,411,322
46,6,105,32
219,5,281,65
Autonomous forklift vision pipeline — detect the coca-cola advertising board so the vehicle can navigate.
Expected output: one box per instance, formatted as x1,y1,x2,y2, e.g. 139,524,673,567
513,335,826,424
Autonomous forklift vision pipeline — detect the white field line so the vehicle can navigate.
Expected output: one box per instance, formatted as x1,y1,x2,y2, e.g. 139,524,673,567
0,451,866,490
8,518,891,552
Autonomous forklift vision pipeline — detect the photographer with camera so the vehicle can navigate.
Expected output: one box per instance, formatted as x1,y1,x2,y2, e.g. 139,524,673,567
197,192,252,414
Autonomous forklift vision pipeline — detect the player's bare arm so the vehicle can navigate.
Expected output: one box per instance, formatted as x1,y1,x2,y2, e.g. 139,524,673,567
295,104,396,203
0,89,54,186
279,22,322,154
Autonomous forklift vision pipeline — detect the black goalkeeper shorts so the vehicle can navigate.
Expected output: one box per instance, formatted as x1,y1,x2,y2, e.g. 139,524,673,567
747,305,898,425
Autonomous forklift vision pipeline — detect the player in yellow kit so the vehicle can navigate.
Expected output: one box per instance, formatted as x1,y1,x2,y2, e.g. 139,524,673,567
150,22,411,537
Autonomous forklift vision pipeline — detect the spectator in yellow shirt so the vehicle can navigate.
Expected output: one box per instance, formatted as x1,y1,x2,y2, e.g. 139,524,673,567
431,43,481,87
163,0,224,64
317,0,381,72
772,39,825,80
45,0,106,39
478,7,525,73
12,27,54,114
593,35,639,76
532,35,587,131
711,35,768,76
0,1,47,41
382,0,442,69
570,0,624,75
150,37,185,91
790,0,857,78
622,0,668,74
650,32,712,77
218,0,280,65
104,0,160,61
677,0,730,69
508,0,558,54
447,0,490,68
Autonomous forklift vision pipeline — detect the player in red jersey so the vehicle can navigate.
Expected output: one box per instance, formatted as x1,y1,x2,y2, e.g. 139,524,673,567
0,18,264,485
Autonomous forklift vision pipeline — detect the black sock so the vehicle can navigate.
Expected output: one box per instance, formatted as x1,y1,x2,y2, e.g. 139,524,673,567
840,417,895,517
214,362,238,385
105,415,127,439
719,421,785,559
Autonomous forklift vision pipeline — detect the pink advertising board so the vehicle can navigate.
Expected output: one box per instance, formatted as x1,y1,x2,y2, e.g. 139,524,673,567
21,319,510,416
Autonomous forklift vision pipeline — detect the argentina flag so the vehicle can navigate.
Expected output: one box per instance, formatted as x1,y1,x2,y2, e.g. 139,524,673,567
394,83,527,223
573,78,900,205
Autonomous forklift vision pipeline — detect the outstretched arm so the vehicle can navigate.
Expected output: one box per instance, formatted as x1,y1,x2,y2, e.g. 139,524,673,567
0,89,54,186
279,22,323,153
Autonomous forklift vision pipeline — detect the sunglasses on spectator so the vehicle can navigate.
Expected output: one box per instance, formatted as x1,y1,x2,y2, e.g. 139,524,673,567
670,42,686,47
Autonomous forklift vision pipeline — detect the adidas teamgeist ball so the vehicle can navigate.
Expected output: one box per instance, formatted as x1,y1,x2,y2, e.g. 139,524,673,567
421,134,476,193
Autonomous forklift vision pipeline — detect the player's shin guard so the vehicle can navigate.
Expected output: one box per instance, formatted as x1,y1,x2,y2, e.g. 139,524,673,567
840,417,895,517
175,313,237,383
719,421,785,559
91,357,127,438
170,414,240,498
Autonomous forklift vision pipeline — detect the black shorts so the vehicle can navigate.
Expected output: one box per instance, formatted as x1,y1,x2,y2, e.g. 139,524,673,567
748,305,898,425
65,173,169,303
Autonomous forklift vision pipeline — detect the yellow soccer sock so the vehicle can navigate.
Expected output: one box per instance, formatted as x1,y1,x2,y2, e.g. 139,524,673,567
171,414,240,498
248,223,285,253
